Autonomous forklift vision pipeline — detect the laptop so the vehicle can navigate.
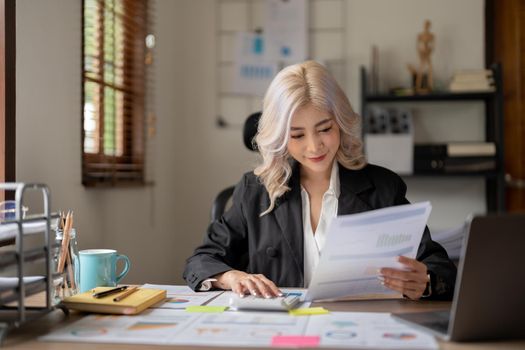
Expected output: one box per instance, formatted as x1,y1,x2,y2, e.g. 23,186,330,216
393,214,525,341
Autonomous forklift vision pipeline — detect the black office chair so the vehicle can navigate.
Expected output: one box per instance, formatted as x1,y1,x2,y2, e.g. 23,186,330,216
210,112,261,222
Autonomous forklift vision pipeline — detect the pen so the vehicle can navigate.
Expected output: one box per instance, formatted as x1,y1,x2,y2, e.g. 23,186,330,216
92,286,128,298
113,286,139,302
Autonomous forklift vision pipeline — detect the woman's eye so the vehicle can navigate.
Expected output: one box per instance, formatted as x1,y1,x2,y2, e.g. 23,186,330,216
319,126,332,133
291,134,304,139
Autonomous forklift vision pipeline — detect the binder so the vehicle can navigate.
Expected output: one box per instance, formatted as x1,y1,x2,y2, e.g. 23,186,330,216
414,143,496,158
61,287,166,315
414,157,496,173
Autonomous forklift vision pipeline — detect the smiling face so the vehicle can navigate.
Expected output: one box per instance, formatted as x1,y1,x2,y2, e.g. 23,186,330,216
287,103,340,179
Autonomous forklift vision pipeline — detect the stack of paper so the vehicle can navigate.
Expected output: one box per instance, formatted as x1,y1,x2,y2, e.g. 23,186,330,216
431,222,469,260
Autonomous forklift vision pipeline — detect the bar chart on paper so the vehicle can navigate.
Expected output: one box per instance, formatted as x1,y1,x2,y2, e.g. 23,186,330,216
305,202,432,301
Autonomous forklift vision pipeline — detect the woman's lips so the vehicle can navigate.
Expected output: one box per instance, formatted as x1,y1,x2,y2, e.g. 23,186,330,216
308,154,326,162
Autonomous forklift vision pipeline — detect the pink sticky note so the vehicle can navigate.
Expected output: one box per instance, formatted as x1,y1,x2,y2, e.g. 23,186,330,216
271,335,320,348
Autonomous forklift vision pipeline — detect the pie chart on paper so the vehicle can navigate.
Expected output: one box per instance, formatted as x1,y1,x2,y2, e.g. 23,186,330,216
168,298,190,304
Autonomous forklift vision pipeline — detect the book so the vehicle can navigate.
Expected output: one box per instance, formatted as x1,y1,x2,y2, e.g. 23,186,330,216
449,81,495,92
61,287,166,315
452,69,493,77
447,142,496,157
449,70,495,92
414,142,496,158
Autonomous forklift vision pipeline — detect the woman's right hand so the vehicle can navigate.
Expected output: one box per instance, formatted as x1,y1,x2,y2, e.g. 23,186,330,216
213,270,282,298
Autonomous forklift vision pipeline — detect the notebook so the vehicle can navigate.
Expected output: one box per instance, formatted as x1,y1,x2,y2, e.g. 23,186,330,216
393,214,525,341
62,287,166,315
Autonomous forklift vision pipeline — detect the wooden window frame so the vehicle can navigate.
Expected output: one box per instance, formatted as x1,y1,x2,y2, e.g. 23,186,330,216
0,0,15,199
81,0,148,187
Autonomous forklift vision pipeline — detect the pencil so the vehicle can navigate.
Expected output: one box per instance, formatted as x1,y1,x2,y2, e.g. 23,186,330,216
66,250,76,289
113,286,139,302
57,211,71,273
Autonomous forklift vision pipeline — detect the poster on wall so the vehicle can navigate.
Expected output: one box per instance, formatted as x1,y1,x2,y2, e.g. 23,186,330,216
230,0,308,96
231,31,278,96
264,0,308,63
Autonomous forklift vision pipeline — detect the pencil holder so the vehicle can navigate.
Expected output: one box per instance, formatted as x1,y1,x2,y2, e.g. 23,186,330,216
52,228,80,303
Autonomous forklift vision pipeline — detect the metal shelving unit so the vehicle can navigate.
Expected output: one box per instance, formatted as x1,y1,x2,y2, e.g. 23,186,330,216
0,183,61,344
360,63,505,212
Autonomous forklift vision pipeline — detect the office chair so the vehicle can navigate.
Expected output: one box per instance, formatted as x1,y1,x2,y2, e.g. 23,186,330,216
210,112,261,222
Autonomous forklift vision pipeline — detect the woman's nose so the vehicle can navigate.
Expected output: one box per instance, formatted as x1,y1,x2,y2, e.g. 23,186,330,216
306,134,323,152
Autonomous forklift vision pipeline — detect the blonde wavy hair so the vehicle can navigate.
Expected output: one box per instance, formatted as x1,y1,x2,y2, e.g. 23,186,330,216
254,60,366,216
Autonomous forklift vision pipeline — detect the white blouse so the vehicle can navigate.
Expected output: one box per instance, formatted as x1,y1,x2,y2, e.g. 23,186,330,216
301,161,340,288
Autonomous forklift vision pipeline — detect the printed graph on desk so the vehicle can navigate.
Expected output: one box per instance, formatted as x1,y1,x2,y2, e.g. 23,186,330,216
202,313,299,326
383,332,417,340
142,284,222,309
155,294,213,309
39,310,199,345
127,321,179,331
70,328,109,337
305,312,438,349
174,311,309,347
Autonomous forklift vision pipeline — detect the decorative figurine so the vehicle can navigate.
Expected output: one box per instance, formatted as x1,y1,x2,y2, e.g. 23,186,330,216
408,20,434,94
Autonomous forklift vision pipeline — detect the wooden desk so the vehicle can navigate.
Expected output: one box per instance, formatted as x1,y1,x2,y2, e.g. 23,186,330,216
4,297,525,349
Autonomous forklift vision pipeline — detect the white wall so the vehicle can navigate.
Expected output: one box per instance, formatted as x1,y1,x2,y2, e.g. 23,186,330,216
16,0,485,284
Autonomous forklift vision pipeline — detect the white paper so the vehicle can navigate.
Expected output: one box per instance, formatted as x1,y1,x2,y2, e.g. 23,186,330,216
174,311,309,347
431,221,468,259
39,309,200,345
305,202,432,301
40,310,437,349
142,284,222,309
305,312,438,349
264,0,308,63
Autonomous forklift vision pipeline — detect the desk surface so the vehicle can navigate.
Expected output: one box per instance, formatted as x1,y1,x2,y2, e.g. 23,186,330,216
5,297,525,350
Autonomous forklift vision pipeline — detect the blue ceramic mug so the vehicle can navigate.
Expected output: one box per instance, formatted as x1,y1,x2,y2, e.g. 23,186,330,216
78,249,130,293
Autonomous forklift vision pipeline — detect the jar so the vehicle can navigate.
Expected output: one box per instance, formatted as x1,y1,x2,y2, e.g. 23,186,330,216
53,228,79,302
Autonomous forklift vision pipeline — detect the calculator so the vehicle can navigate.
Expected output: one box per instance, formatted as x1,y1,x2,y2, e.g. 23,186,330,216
228,294,301,311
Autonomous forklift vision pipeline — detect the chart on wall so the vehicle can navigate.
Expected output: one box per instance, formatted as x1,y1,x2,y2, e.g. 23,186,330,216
216,0,347,127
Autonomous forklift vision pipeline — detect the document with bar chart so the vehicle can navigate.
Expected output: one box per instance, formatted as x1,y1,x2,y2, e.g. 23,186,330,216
305,202,432,301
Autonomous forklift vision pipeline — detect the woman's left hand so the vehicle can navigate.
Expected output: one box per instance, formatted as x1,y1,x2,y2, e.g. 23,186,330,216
379,256,429,300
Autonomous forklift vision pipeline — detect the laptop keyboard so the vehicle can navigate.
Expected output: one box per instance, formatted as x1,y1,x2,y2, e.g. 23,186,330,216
423,319,449,333
395,310,450,334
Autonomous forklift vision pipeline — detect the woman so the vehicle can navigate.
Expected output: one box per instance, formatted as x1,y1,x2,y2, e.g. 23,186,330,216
183,61,456,300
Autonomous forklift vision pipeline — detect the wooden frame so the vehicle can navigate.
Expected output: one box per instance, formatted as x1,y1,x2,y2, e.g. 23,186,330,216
81,0,147,187
0,0,15,200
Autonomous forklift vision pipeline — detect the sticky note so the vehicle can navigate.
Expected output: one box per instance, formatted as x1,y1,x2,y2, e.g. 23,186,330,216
289,307,329,316
271,335,320,347
185,305,227,313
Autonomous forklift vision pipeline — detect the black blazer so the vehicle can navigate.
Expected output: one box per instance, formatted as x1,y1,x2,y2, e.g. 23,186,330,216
183,163,457,300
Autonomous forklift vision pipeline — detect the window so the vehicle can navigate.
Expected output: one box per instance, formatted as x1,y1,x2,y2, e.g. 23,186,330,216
82,0,152,186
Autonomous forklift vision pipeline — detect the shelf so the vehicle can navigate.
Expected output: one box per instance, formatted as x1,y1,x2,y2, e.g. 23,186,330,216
364,91,496,102
402,171,500,178
0,277,47,305
360,63,505,212
0,245,57,270
0,183,58,342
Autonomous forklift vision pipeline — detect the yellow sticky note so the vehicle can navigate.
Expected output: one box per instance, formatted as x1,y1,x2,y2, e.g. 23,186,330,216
185,305,227,313
289,307,330,316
